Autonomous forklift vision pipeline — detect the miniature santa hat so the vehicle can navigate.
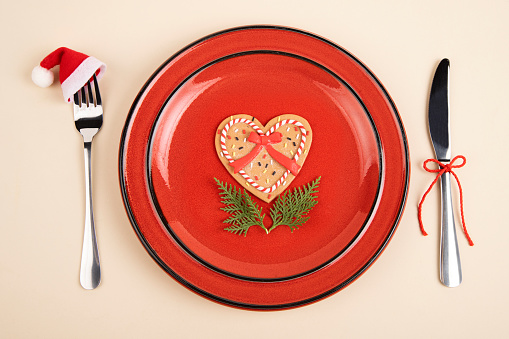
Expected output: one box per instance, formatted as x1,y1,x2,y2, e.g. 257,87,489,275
32,47,106,102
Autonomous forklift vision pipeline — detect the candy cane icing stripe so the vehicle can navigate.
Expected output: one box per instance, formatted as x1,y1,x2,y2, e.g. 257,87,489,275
267,119,307,163
221,118,263,162
220,118,308,193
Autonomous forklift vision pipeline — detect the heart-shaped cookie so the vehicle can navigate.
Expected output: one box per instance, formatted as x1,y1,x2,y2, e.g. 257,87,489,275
215,114,312,202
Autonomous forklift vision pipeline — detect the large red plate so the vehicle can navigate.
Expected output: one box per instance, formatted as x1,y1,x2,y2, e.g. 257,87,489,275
119,26,409,310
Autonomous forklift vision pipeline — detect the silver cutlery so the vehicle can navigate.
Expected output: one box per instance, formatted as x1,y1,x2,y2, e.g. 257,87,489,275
73,74,102,290
428,58,462,287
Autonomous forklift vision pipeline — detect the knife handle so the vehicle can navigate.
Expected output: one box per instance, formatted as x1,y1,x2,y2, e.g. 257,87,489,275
439,170,462,287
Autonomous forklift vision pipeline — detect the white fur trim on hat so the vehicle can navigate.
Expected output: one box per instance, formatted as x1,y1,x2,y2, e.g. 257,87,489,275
61,56,106,102
32,65,54,88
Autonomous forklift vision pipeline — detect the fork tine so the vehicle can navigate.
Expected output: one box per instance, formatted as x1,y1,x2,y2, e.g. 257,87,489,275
74,91,80,105
92,74,102,106
81,85,87,106
86,80,94,106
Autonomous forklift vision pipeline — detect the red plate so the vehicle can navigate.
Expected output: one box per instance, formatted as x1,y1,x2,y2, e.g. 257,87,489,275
119,26,409,310
149,51,382,281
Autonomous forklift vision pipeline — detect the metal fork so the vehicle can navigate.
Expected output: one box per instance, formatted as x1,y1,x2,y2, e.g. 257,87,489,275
73,74,102,290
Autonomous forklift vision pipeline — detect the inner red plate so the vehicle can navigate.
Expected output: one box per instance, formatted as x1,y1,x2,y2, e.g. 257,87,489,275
119,26,409,310
148,51,382,281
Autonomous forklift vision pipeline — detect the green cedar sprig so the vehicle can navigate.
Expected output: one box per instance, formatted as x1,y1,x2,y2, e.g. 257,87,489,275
215,177,321,236
268,176,321,233
214,178,267,236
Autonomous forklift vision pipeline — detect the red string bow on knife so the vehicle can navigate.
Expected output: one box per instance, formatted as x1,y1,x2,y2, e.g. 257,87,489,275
418,155,474,246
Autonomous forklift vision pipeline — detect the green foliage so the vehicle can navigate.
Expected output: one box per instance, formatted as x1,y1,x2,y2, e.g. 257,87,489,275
214,178,267,236
269,176,321,233
215,177,321,236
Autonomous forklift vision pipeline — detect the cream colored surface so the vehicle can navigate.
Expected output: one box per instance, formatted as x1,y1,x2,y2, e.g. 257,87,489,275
1,0,508,338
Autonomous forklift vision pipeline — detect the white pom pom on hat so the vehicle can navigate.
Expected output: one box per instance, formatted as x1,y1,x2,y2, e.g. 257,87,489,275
32,47,106,102
32,65,54,88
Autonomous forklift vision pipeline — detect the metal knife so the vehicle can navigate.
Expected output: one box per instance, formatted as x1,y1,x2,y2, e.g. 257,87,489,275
428,58,462,287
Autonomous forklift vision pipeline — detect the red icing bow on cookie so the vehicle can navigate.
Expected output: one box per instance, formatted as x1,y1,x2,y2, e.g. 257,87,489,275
229,132,301,175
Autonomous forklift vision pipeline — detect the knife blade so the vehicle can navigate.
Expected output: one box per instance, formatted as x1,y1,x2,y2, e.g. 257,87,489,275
428,58,462,287
429,59,451,161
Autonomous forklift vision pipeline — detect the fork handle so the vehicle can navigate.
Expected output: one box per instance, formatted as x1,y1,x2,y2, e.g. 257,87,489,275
439,171,462,287
80,141,101,289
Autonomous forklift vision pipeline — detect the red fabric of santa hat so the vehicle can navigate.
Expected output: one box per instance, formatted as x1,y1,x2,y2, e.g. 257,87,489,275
32,47,106,102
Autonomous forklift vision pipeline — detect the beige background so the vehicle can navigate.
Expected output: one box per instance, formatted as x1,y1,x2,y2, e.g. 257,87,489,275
1,0,508,338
